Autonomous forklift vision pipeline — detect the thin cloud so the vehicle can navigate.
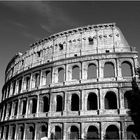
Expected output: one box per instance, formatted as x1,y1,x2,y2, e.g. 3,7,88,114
3,1,80,33
9,20,27,29
40,24,53,34
22,31,40,41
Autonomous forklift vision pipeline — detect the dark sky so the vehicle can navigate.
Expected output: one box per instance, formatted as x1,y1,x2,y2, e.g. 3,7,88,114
0,1,140,97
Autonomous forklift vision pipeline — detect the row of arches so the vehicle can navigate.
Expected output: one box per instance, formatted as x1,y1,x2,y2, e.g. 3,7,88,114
3,60,133,101
1,90,132,121
51,125,138,140
0,123,138,140
71,61,133,80
1,124,48,140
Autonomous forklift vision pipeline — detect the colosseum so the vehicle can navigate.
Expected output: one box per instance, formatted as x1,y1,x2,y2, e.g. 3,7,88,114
0,23,139,140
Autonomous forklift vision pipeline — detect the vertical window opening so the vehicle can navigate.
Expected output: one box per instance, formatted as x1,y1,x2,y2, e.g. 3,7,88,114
18,79,22,93
87,64,97,79
87,126,99,139
72,65,80,80
22,100,27,115
127,125,138,139
87,93,97,110
39,125,47,139
122,61,132,77
104,62,115,78
124,91,132,109
55,126,62,140
71,94,79,111
70,126,79,140
26,76,30,90
14,101,18,116
88,37,94,45
58,68,64,83
46,71,51,85
105,91,117,109
32,98,37,114
105,125,119,139
56,95,63,112
43,96,49,112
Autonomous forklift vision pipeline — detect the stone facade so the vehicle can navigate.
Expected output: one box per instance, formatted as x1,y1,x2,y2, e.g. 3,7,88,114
0,23,139,139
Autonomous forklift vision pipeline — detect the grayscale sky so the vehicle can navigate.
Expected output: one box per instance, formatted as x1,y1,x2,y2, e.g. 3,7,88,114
0,1,140,98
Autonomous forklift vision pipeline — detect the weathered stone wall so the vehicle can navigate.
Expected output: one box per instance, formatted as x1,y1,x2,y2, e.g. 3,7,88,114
0,23,139,140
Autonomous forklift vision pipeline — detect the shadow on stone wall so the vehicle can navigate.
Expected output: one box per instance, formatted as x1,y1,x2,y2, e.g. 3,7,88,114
130,77,140,139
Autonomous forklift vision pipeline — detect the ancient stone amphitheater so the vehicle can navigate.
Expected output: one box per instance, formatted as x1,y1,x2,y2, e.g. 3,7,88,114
0,23,139,140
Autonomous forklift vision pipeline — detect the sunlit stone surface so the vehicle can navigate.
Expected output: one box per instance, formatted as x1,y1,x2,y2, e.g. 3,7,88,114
0,23,139,139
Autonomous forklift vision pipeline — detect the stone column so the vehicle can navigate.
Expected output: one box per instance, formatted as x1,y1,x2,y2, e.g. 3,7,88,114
116,59,122,80
81,90,85,115
39,70,43,88
52,67,57,84
65,64,69,82
99,88,104,114
81,123,85,139
80,61,82,80
25,98,29,117
121,122,125,140
17,99,21,118
23,124,26,140
14,124,18,140
1,105,5,121
63,92,68,116
36,95,39,117
101,123,105,140
119,88,125,114
47,122,51,139
49,94,55,116
20,77,24,93
34,123,37,140
63,123,67,140
5,103,9,120
30,74,33,90
98,60,104,81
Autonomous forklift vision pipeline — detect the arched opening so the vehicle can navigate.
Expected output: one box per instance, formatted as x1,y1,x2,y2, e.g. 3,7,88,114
11,126,16,140
87,126,99,139
87,93,98,110
1,126,4,139
39,125,48,139
127,125,138,139
56,95,63,112
121,61,132,77
104,62,115,78
34,73,40,88
14,101,18,116
71,94,79,111
5,126,9,140
87,64,97,79
58,68,64,83
42,96,49,112
18,79,22,93
8,103,12,118
105,125,119,139
70,126,79,140
72,65,80,80
26,76,30,90
46,71,51,85
18,126,24,140
124,91,132,109
105,91,117,109
22,100,27,115
55,126,62,140
30,98,37,114
27,126,35,140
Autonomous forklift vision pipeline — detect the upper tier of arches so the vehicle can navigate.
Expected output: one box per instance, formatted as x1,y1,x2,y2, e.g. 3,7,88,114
5,23,136,82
